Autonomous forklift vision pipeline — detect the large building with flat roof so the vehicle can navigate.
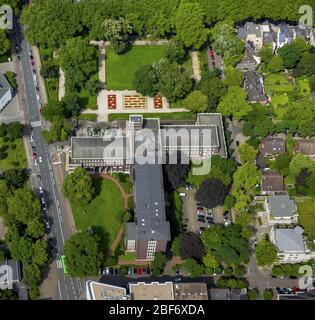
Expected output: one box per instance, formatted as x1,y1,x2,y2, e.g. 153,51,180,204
68,113,226,261
86,281,209,300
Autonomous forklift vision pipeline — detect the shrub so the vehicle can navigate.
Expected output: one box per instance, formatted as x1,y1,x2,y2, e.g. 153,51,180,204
2,137,9,143
29,287,40,300
263,289,274,300
0,152,8,160
248,288,259,300
10,144,16,150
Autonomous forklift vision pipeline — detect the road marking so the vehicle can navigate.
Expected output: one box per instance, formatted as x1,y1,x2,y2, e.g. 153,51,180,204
57,280,63,300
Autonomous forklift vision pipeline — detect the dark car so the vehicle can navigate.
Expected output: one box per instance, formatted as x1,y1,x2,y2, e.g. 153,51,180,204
31,60,35,66
142,267,146,274
109,268,113,275
114,268,119,275
133,267,137,274
197,218,206,223
32,69,36,75
30,54,33,60
196,207,203,211
32,146,36,152
206,216,213,221
146,267,151,275
198,214,205,219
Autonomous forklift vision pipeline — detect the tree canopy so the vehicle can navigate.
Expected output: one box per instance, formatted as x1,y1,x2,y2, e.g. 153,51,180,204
256,239,278,266
62,167,95,207
183,90,208,113
195,178,228,209
64,230,104,278
218,86,252,120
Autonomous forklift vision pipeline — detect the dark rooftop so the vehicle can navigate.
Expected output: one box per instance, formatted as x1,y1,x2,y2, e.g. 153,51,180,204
261,171,285,193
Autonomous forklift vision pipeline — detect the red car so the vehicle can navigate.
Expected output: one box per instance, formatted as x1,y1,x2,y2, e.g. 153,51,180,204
137,267,142,276
196,207,203,211
31,60,35,66
32,152,37,159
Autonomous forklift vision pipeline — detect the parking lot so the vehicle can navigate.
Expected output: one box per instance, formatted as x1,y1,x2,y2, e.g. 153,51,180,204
99,266,153,278
181,186,232,234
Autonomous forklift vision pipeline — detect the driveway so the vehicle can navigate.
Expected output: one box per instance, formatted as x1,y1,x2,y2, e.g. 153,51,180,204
182,189,198,233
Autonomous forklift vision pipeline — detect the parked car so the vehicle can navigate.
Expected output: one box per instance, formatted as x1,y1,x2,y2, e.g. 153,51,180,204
224,220,231,226
32,145,36,152
197,218,206,223
32,69,36,75
38,156,42,163
39,186,43,194
45,221,50,231
32,152,37,159
196,207,203,211
41,197,45,204
146,267,151,275
105,267,110,275
114,268,119,275
199,227,206,232
127,268,132,276
31,60,35,66
34,159,38,166
137,267,142,276
198,214,205,219
133,267,137,274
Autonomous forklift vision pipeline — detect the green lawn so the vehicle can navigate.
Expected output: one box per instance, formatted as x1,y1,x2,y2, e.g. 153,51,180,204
0,52,10,63
298,78,310,97
105,45,165,90
297,199,315,238
265,73,294,94
77,114,97,121
79,88,97,110
271,94,289,106
45,78,59,102
108,112,195,122
119,252,136,261
71,178,125,249
0,137,27,171
111,173,133,194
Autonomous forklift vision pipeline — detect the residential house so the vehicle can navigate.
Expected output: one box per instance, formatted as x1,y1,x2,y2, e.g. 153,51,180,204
295,139,315,160
264,195,298,225
0,72,12,112
260,137,286,159
237,44,260,71
270,226,315,263
261,171,285,195
244,70,268,104
277,24,295,49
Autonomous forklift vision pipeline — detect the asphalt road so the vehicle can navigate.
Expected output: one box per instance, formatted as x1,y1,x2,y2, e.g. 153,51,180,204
14,19,85,300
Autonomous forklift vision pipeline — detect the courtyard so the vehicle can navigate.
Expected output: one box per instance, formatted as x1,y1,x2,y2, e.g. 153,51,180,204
105,45,165,90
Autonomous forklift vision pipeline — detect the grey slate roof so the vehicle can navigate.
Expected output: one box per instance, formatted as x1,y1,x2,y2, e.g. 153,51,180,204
267,195,297,218
0,72,11,100
71,136,129,160
244,71,268,102
132,119,170,242
275,226,306,252
160,125,219,148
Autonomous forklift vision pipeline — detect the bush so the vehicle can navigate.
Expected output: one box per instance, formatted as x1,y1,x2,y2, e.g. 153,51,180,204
0,152,8,159
248,288,259,300
11,161,19,167
10,144,16,150
28,287,40,300
0,123,7,137
119,265,128,276
2,137,9,143
151,253,167,276
263,289,274,300
233,265,246,278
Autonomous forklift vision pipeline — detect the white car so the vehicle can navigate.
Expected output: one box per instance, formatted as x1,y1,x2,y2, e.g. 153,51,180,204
41,197,45,204
39,186,43,194
34,159,38,166
38,156,42,163
224,220,231,226
30,135,34,143
36,94,40,100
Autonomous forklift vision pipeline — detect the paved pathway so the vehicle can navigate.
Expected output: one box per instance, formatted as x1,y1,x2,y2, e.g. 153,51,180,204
191,51,201,82
58,68,65,101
